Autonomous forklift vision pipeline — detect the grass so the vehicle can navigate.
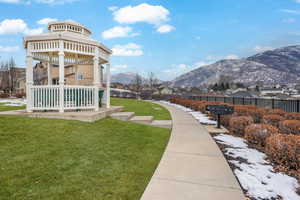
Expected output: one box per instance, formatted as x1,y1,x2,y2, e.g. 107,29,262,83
111,97,171,120
0,102,25,112
0,116,170,200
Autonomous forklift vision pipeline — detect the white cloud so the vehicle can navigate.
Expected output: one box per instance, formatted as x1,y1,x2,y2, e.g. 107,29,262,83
111,64,128,72
157,24,175,33
108,6,118,12
37,18,57,25
101,26,139,39
0,19,44,35
225,54,239,59
0,19,27,35
254,45,274,52
0,45,19,52
112,43,143,56
280,9,300,14
112,3,170,25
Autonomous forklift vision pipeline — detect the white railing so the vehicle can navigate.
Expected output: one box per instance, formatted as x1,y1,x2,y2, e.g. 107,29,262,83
31,85,60,110
30,85,96,111
64,85,95,109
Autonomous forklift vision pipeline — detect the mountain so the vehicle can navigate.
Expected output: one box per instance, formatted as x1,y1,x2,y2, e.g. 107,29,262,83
111,72,140,85
170,45,300,87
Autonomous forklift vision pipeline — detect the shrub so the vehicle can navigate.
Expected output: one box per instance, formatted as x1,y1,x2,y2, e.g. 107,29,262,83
279,120,300,135
229,116,254,136
262,114,285,128
220,114,233,128
234,105,266,123
14,93,26,98
266,134,300,170
245,124,278,147
266,109,286,117
0,93,10,98
285,113,300,121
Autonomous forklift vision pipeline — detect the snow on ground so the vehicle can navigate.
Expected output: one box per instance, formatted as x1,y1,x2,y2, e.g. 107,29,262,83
161,100,300,200
214,134,300,200
160,101,216,125
0,98,26,106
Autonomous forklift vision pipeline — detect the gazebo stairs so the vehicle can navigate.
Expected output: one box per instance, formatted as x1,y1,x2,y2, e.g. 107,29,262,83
109,112,172,129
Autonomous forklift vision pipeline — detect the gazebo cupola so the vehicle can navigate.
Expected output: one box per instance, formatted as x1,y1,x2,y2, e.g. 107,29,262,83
23,20,112,113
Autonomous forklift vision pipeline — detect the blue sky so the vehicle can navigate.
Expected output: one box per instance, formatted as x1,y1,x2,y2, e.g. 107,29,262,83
0,0,300,80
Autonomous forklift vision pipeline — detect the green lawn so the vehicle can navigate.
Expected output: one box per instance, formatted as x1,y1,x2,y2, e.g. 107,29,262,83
0,102,25,112
0,116,170,200
111,98,171,120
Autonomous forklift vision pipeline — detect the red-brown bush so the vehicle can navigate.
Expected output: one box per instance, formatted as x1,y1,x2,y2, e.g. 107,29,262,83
14,93,26,98
266,109,286,117
266,134,300,170
234,105,266,123
279,120,300,135
262,114,285,128
245,124,278,147
229,116,254,136
0,93,10,98
285,113,300,121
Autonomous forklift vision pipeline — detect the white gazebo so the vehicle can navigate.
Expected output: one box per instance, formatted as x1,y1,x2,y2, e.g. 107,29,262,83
23,20,112,113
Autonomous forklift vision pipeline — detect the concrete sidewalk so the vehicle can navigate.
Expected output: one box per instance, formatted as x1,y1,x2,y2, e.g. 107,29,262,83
140,102,245,200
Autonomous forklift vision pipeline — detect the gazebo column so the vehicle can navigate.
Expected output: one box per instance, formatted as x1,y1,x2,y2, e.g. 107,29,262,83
93,48,100,111
58,40,65,113
47,57,51,85
26,43,33,112
106,62,111,108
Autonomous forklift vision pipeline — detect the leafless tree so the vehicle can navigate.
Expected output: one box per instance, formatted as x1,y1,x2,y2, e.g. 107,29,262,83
132,73,143,99
0,57,18,94
148,72,158,99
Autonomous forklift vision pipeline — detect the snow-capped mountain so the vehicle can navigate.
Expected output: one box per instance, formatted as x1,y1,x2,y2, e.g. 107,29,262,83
170,45,300,87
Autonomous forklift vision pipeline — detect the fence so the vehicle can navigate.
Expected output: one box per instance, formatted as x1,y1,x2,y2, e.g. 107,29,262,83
186,96,300,113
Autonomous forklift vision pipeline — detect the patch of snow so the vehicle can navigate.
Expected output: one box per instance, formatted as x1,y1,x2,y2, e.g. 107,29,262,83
160,101,216,125
190,111,217,125
214,134,300,200
0,98,26,106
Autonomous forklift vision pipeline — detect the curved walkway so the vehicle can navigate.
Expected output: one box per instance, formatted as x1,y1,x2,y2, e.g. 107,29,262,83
141,102,244,200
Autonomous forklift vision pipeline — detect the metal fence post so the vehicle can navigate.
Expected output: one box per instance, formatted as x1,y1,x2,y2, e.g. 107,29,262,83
272,99,275,109
297,100,300,113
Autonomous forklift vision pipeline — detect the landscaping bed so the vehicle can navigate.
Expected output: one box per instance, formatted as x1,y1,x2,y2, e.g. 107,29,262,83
0,116,170,200
163,98,300,200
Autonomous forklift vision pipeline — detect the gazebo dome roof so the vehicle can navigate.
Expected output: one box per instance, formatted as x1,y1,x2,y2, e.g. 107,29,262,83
23,20,112,54
48,20,92,36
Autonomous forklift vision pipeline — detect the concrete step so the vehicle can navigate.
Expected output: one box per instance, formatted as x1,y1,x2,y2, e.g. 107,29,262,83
129,116,154,125
109,112,135,121
151,120,172,129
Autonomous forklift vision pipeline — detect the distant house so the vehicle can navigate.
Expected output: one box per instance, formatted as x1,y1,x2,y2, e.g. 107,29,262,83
260,87,284,96
229,90,259,98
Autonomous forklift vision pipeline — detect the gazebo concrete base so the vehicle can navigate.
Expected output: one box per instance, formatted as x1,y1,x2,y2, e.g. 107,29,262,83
0,106,123,122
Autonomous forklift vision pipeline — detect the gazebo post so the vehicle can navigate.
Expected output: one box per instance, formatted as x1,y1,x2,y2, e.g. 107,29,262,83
58,40,65,113
93,48,100,111
106,62,111,108
26,42,33,113
47,56,51,85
